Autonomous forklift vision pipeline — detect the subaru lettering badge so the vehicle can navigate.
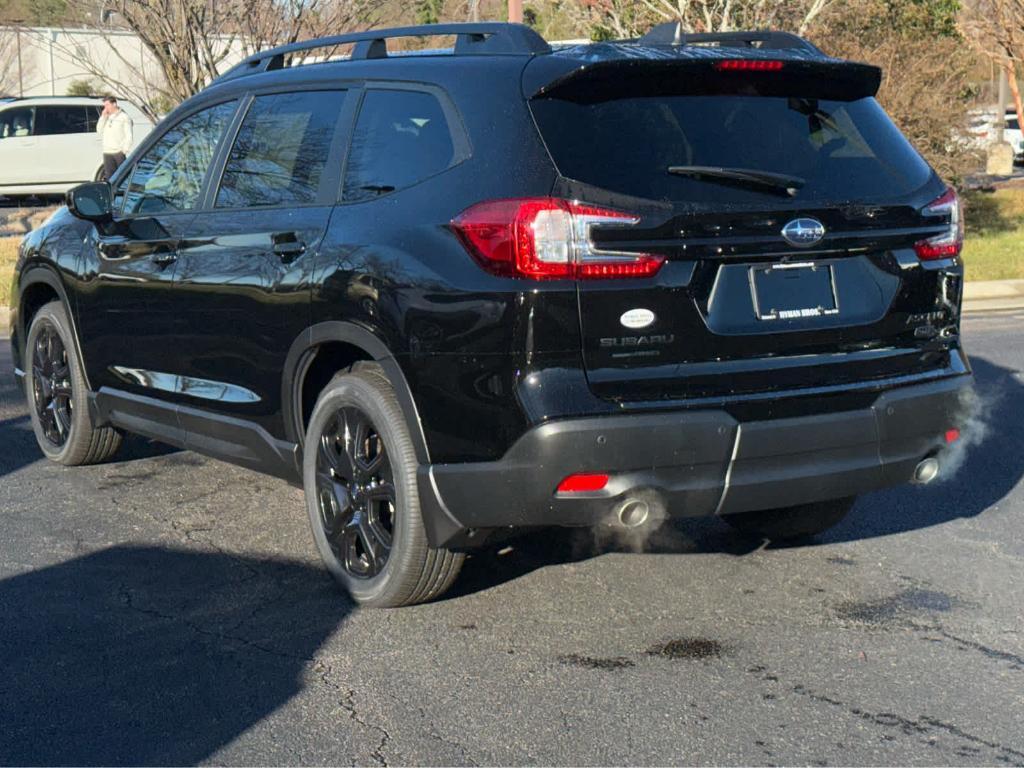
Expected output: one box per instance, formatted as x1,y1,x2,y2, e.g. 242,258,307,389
781,218,826,248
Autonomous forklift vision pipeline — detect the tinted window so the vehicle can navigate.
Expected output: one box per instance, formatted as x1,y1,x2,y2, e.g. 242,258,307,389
85,105,101,132
343,89,455,202
34,106,91,135
530,95,932,204
216,90,345,208
121,101,236,215
0,107,34,138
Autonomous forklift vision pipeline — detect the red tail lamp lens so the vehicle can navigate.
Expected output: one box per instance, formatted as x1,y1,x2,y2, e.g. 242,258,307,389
556,473,610,493
945,428,961,444
914,187,963,261
451,198,663,281
713,59,785,72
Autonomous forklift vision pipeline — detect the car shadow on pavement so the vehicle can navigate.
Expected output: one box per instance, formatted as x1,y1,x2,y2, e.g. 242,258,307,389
0,410,181,479
0,546,349,766
2,337,182,479
451,354,1022,597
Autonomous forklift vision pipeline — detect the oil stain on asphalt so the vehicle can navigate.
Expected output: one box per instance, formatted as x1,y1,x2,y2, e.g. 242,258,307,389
558,654,636,670
835,588,957,626
647,637,725,660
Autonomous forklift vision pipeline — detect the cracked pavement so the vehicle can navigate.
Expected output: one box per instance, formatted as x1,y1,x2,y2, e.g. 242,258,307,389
1,314,1023,766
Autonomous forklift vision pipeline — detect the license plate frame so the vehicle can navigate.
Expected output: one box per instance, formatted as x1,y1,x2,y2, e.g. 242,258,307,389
749,261,840,321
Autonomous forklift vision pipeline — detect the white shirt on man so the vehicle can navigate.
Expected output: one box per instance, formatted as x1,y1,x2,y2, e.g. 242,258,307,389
97,109,133,154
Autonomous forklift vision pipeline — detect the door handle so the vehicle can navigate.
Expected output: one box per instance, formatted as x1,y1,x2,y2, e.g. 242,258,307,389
97,236,129,261
152,251,178,265
273,239,306,263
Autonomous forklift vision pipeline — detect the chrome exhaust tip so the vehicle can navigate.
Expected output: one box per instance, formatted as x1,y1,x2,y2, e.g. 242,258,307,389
913,457,940,485
616,499,650,528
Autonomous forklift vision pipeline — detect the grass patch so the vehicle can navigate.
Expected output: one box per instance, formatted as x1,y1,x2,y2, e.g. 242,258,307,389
0,237,19,308
963,186,1024,282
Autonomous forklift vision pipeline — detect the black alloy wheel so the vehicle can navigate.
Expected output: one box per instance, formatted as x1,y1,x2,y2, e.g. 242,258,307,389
31,321,74,448
315,406,396,579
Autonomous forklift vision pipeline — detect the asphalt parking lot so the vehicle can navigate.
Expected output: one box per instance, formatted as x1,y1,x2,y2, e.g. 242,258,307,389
1,315,1023,766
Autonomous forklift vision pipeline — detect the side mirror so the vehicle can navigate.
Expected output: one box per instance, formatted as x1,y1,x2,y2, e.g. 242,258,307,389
67,182,113,222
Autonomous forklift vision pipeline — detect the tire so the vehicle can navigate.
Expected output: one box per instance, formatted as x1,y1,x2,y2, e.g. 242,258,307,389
723,497,855,541
303,363,464,607
25,301,123,465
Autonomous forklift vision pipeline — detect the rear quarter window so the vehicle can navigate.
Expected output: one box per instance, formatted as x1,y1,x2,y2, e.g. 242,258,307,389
530,95,932,204
342,89,456,202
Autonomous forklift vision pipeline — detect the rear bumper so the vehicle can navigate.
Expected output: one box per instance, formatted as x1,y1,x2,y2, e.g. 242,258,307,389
418,374,973,547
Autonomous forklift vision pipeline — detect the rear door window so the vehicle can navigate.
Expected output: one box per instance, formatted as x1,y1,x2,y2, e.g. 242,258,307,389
34,106,92,135
342,89,456,202
530,94,932,204
216,90,346,208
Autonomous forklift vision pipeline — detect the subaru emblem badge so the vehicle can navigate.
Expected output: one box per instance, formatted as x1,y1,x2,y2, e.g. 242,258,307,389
781,218,826,248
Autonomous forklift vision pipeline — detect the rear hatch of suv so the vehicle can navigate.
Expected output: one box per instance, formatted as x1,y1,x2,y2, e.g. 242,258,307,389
523,45,964,407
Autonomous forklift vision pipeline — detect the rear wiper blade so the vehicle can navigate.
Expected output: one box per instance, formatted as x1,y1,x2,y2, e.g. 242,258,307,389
667,165,805,195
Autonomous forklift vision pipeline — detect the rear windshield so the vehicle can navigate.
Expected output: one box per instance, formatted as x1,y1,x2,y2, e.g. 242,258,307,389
530,95,932,204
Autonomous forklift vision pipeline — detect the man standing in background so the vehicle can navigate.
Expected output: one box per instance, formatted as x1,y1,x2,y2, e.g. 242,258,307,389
97,95,133,180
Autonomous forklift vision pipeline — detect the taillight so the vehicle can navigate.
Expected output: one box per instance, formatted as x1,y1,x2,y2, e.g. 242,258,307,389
450,198,664,280
713,59,785,72
556,473,609,494
914,187,963,261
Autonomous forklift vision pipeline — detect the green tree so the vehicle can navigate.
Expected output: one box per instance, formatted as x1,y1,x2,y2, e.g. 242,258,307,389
65,78,100,97
416,0,442,25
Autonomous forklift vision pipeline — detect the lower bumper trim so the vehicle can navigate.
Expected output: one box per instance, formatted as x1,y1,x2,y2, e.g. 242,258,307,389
418,374,974,548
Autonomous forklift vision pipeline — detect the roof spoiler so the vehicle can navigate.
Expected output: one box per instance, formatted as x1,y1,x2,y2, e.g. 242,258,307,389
525,55,882,104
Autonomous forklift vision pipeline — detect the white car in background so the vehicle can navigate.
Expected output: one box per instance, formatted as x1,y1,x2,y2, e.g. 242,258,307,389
1002,109,1024,161
0,96,154,199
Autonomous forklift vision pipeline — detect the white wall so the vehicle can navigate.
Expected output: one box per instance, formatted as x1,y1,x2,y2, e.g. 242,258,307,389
1,26,244,111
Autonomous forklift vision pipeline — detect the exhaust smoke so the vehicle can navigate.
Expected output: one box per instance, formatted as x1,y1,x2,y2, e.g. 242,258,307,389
935,386,992,481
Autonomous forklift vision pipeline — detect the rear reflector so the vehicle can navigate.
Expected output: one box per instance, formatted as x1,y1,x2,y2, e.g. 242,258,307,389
556,473,609,493
945,428,961,444
713,59,785,72
451,198,664,280
914,187,963,261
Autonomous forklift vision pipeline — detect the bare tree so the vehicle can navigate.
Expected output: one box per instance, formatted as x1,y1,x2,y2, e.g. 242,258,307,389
635,0,833,34
551,0,834,41
961,0,1024,140
0,26,34,96
58,0,376,112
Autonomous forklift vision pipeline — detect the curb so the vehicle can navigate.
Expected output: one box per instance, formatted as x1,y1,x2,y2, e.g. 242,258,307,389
962,279,1024,314
962,299,1024,313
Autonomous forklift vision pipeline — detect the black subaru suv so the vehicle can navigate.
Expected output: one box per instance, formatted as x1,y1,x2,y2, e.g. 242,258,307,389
9,22,972,606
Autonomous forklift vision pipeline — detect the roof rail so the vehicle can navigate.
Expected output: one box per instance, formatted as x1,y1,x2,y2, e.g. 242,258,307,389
3,95,105,101
639,23,824,55
214,22,551,85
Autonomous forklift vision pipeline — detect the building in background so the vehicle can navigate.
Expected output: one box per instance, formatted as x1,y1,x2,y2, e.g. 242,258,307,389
0,26,243,116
